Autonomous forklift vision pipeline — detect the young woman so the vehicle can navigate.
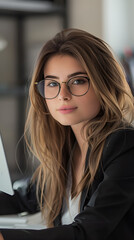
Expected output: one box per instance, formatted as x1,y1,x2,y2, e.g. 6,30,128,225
0,28,134,240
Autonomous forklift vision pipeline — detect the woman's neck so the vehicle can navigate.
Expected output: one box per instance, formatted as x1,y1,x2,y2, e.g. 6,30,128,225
71,122,88,159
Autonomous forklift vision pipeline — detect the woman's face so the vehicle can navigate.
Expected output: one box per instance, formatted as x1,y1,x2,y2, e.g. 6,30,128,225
44,54,101,127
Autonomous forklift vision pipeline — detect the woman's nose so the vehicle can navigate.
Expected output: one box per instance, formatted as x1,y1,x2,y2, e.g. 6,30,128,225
58,82,72,101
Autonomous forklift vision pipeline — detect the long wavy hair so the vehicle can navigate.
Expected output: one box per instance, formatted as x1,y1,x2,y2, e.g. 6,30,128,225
24,28,134,227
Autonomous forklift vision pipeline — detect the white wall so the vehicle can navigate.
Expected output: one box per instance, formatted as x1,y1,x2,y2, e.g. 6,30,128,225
68,0,103,38
68,0,134,54
102,0,134,53
129,0,134,45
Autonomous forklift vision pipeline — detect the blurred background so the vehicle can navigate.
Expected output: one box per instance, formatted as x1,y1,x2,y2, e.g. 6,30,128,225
0,0,134,182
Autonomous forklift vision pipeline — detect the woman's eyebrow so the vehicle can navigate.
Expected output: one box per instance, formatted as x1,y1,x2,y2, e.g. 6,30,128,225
67,71,87,78
45,75,59,79
45,72,87,80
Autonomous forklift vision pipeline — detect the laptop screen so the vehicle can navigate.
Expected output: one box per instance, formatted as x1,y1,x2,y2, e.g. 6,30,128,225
0,135,14,195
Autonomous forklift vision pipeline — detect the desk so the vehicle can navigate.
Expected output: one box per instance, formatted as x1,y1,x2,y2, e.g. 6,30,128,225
0,212,46,230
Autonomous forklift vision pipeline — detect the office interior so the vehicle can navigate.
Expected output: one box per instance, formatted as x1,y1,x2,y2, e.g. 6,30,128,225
0,0,134,182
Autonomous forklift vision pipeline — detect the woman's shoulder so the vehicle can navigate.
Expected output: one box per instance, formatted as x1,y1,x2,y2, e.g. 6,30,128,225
101,124,134,166
106,124,134,146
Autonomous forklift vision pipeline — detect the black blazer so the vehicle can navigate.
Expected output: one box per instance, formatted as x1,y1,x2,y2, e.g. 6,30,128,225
1,127,134,240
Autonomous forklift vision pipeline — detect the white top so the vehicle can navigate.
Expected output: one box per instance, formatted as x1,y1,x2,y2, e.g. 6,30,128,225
61,143,81,224
61,192,81,224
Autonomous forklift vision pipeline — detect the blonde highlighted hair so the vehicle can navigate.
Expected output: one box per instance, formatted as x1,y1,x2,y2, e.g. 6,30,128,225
24,28,134,227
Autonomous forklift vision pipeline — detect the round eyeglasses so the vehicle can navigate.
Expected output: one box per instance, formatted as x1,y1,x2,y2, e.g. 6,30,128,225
35,76,90,99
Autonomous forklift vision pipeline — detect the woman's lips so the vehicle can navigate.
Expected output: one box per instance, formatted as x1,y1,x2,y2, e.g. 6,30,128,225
57,106,77,114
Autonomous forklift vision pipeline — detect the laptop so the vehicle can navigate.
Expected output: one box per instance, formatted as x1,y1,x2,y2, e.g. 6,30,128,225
0,135,46,229
0,135,14,196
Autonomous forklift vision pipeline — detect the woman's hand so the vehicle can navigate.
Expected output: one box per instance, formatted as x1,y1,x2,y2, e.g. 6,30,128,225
0,233,4,240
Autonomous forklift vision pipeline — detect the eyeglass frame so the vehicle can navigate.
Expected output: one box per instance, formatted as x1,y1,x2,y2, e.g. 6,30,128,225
35,76,90,99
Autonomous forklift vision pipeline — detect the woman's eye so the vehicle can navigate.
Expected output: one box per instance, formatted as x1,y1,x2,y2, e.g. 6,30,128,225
47,81,59,87
72,78,87,85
